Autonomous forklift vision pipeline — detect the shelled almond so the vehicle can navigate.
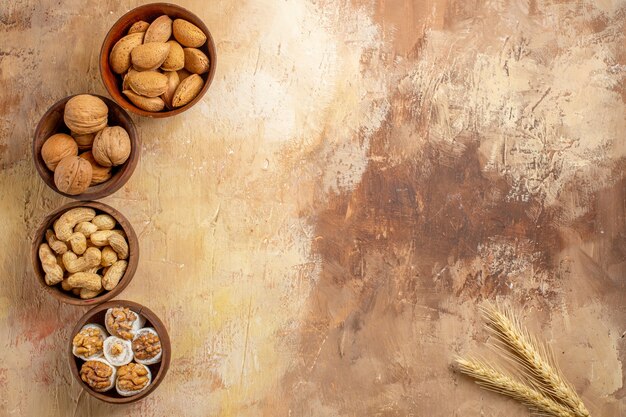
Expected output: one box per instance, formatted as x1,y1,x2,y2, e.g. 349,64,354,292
110,15,209,112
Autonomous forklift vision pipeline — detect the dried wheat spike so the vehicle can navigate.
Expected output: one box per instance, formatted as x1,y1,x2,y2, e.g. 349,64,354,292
480,303,590,417
455,357,575,417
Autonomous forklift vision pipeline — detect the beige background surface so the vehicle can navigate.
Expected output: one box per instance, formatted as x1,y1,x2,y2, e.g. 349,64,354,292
0,0,624,416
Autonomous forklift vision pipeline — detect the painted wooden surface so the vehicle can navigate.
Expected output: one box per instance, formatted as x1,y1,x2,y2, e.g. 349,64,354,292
0,0,624,416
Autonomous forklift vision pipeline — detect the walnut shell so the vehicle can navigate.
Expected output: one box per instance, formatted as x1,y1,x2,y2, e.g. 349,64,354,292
64,95,108,135
92,126,131,167
79,151,112,185
183,48,210,74
54,155,93,195
41,133,78,171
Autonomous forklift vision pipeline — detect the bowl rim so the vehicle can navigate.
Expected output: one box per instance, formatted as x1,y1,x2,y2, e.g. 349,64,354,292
31,201,139,306
68,300,171,404
99,2,217,118
32,94,140,200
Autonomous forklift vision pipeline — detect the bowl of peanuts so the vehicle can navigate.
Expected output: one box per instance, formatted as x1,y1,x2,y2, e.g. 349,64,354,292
31,201,138,305
68,300,171,403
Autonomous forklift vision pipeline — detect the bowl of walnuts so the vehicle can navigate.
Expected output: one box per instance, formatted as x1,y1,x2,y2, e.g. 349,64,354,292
33,94,140,199
100,3,217,117
31,201,138,306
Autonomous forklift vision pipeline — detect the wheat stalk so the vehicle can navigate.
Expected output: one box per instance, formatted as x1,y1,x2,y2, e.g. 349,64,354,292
455,357,575,417
480,303,590,417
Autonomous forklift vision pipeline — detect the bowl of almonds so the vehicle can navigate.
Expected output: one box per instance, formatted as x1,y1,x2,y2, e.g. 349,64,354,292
68,300,171,403
33,94,140,199
100,3,217,117
31,201,138,305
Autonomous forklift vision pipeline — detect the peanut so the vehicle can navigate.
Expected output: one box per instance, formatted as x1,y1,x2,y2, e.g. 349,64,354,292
54,207,96,241
101,246,118,267
80,288,103,299
67,232,87,255
63,247,102,273
61,278,73,291
74,221,98,237
102,260,127,290
90,230,125,247
45,229,67,254
67,272,102,291
39,243,64,285
92,214,116,230
108,233,129,260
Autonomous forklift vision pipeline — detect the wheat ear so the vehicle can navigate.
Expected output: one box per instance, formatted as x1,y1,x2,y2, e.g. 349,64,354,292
480,303,590,417
455,357,575,417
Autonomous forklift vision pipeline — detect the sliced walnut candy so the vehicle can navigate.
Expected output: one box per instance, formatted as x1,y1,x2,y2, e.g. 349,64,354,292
72,327,104,357
132,332,161,360
106,307,138,340
117,363,149,391
80,360,113,391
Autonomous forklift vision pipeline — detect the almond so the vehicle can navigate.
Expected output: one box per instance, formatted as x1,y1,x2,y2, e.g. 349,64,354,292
161,40,184,71
131,42,170,71
123,90,165,112
64,95,108,135
177,68,192,81
109,32,144,74
172,74,203,108
161,71,180,109
127,70,168,98
144,15,172,43
183,48,210,74
128,20,149,34
172,19,206,47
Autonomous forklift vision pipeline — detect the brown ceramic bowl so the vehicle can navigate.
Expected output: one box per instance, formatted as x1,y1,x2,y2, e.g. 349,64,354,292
33,94,140,200
100,3,217,117
69,300,171,403
31,201,139,306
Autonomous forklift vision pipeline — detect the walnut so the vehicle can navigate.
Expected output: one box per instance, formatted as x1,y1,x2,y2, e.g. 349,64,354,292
41,133,78,171
132,332,161,361
117,363,149,391
54,155,93,195
79,151,112,185
92,126,131,167
106,307,138,340
80,360,114,391
72,327,104,358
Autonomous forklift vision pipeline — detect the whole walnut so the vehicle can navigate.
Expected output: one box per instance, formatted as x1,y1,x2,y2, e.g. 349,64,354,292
92,126,131,167
79,151,112,185
71,131,97,151
41,133,78,171
54,156,93,195
64,95,108,135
